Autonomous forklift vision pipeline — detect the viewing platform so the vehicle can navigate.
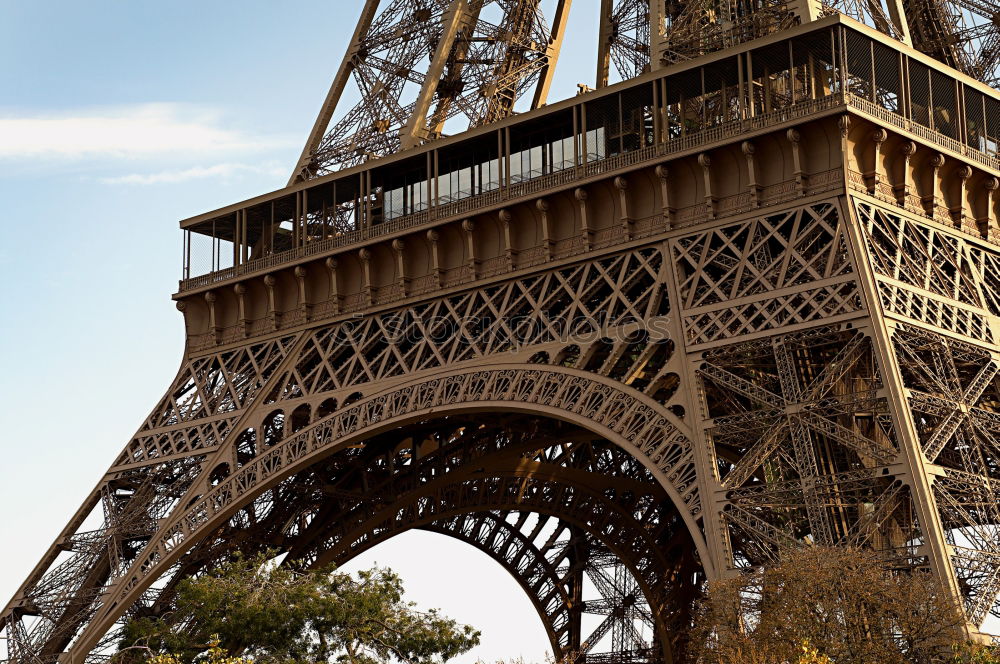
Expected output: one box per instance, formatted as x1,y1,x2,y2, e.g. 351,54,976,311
178,14,1000,299
173,14,1000,355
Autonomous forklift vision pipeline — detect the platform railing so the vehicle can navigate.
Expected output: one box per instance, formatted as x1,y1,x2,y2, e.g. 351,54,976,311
178,95,855,292
178,91,1000,293
848,94,1000,172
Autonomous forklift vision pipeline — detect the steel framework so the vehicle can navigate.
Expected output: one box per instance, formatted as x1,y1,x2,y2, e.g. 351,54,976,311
289,0,572,180
290,0,1000,181
5,3,1000,664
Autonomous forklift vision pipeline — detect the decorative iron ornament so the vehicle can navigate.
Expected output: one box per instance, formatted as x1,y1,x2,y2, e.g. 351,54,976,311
905,0,1000,88
291,0,1000,181
7,190,1000,661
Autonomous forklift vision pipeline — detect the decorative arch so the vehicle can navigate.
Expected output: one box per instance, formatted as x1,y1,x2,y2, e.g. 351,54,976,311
417,513,580,652
141,414,699,662
72,364,708,659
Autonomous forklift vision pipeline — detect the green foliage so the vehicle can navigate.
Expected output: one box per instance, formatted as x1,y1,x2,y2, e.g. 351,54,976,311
118,552,479,664
952,642,1000,664
141,637,251,664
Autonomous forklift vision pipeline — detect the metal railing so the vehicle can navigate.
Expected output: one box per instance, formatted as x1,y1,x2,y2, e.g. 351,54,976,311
179,95,852,293
179,91,1000,293
186,168,848,351
848,94,1000,172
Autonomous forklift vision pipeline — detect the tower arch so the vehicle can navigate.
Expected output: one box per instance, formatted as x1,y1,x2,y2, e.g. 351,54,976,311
208,413,703,662
63,365,707,661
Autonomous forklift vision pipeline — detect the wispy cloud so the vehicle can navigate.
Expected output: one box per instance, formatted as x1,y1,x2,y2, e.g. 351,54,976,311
0,104,292,160
100,162,287,185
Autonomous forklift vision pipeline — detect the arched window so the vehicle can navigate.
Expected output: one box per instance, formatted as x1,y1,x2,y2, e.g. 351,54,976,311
649,373,680,404
316,397,338,419
629,339,674,391
291,404,312,433
554,344,581,367
581,338,614,372
209,462,231,486
528,351,550,364
262,410,285,447
609,330,649,381
236,428,257,466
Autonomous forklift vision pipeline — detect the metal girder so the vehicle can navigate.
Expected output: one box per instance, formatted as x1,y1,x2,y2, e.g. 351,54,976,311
290,0,567,181
12,5,1000,660
904,0,1000,86
132,419,691,663
285,0,998,182
597,0,651,88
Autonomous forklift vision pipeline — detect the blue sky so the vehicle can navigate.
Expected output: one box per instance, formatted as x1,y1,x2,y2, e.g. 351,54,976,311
0,1,606,660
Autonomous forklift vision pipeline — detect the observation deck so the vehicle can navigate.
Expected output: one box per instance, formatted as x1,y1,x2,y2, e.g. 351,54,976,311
175,13,1000,351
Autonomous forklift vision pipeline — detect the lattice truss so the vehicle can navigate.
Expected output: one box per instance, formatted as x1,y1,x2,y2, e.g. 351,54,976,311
905,0,1000,87
607,0,999,83
671,201,862,345
0,462,205,664
117,336,297,466
0,335,299,663
598,0,651,86
108,417,702,662
857,200,1000,346
110,247,679,471
291,0,1000,179
892,323,1000,626
605,0,1000,83
271,248,679,403
2,246,703,664
658,0,798,63
299,0,560,178
698,326,921,568
821,0,907,40
854,200,1000,626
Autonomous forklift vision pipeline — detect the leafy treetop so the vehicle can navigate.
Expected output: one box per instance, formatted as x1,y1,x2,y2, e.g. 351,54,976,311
118,552,480,664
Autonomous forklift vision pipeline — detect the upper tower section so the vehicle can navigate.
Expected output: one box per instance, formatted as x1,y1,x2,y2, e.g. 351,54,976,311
288,0,573,181
288,0,1000,182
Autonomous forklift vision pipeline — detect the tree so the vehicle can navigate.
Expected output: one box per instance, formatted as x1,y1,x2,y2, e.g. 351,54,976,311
118,552,480,664
952,642,1000,664
688,546,971,664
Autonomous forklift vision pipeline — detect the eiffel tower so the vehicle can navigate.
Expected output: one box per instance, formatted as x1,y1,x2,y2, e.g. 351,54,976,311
5,1,1000,662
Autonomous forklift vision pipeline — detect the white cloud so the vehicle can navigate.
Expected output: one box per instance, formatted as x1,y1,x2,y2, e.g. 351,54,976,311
0,104,291,159
100,162,287,185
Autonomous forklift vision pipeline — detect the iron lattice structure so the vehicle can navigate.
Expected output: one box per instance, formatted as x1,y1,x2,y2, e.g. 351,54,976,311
290,0,571,180
7,2,1000,664
597,0,1000,82
292,0,1000,180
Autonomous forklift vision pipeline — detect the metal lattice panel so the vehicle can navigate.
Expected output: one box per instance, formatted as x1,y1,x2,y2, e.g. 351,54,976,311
892,323,1000,624
49,366,699,662
292,0,567,180
697,326,918,567
671,201,862,345
598,0,651,86
2,225,704,663
113,418,699,662
9,0,1000,657
658,0,799,64
285,0,1000,181
268,247,672,403
822,0,906,41
856,200,1000,326
905,0,1000,88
